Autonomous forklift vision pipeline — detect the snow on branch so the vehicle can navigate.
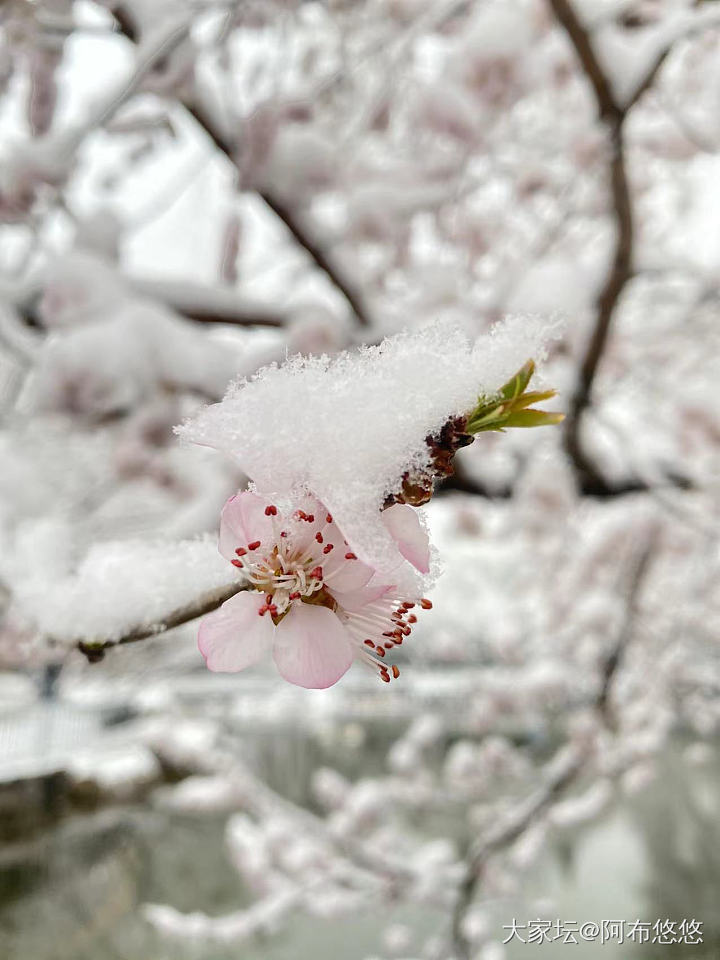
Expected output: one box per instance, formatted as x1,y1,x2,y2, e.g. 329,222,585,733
15,538,245,658
177,318,557,593
1,14,192,207
450,529,658,958
61,320,561,674
127,277,288,329
110,17,374,328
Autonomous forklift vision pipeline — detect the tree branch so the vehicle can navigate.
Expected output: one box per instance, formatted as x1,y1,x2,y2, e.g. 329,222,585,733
161,80,372,328
546,0,631,493
595,530,657,724
76,581,246,662
547,0,717,496
434,454,692,501
128,277,287,328
450,531,657,958
258,190,371,327
546,0,621,120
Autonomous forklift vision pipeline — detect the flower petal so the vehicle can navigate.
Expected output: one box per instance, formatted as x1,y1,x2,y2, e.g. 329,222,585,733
198,590,275,672
329,582,393,613
381,504,430,573
272,602,353,689
219,491,276,561
324,551,374,593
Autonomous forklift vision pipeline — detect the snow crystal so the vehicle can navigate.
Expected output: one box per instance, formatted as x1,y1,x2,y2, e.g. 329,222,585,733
11,536,240,645
177,317,556,591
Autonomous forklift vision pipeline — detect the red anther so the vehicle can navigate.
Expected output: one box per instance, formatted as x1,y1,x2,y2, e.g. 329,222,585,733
289,591,301,600
264,505,278,516
364,639,375,647
402,626,411,636
268,604,278,615
326,514,333,523
280,531,288,538
295,510,307,521
344,552,357,560
248,540,261,551
375,646,386,658
258,605,268,616
403,602,415,609
323,543,334,554
265,594,273,604
235,547,247,556
231,559,244,568
310,566,323,580
380,672,391,683
382,631,396,638
384,642,394,650
305,514,315,523
394,635,403,645
391,665,400,679
420,598,433,609
408,614,417,624
315,532,324,543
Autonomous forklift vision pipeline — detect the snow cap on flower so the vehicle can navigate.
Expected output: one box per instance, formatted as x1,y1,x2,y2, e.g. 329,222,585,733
178,317,554,592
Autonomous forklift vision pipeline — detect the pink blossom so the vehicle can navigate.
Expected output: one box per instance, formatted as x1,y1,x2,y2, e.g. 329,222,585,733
198,492,432,688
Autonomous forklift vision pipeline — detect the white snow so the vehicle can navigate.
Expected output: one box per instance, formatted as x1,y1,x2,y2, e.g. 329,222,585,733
177,317,556,591
10,536,239,645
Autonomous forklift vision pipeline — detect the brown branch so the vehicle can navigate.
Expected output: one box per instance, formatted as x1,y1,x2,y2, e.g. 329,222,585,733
110,9,372,327
163,81,372,328
546,0,621,120
624,11,720,111
76,581,246,662
564,118,633,492
547,0,631,493
435,456,692,501
170,306,284,328
258,190,371,327
450,530,657,958
596,530,658,724
547,0,716,496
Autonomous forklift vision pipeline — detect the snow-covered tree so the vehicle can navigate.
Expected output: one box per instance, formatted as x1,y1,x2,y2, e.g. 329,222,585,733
1,1,719,957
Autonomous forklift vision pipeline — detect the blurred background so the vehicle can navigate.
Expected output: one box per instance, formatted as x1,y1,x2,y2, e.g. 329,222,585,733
0,1,719,958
